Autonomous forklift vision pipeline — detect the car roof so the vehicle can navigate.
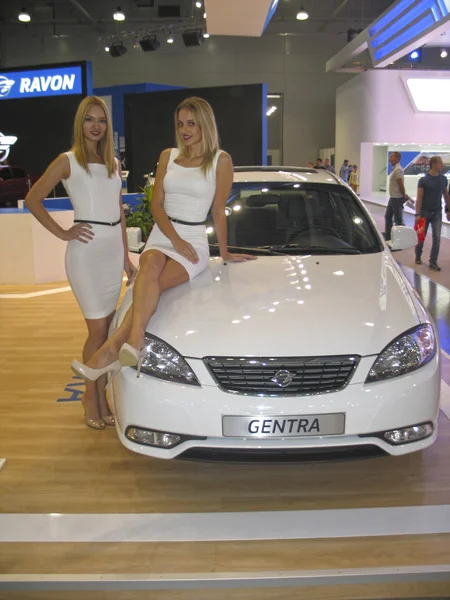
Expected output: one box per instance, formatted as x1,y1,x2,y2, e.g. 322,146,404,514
233,166,342,185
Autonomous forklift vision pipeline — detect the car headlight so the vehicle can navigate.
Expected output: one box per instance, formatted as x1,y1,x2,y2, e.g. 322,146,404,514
366,324,436,383
138,333,200,386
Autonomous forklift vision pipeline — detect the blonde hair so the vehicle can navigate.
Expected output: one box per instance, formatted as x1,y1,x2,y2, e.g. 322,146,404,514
71,96,117,177
174,97,219,175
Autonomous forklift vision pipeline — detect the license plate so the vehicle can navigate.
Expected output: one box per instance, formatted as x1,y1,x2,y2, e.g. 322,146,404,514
222,414,345,438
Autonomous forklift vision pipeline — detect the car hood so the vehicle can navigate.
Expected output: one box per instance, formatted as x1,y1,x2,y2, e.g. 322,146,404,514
122,253,421,358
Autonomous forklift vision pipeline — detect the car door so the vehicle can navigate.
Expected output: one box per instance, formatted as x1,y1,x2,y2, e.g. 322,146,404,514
0,167,15,206
10,168,30,203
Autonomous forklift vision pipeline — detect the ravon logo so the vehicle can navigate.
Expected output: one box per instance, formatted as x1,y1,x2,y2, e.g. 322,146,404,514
0,133,18,162
0,76,15,98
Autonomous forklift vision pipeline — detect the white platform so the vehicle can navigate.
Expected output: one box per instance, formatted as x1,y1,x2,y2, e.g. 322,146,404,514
0,209,73,284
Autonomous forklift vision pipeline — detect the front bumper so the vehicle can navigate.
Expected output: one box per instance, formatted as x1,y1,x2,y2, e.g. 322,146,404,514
109,352,441,460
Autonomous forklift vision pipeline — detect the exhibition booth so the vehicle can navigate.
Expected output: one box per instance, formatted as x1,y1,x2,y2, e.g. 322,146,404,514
336,69,450,205
0,61,268,284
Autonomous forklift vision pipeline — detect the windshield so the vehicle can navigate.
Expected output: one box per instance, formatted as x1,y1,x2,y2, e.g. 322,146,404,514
207,182,383,256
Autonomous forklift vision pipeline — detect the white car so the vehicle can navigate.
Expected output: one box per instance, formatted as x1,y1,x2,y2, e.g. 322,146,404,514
110,167,440,460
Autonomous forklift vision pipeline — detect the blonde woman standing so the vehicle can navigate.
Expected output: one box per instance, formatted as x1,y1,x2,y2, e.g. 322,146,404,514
25,96,136,429
72,96,255,381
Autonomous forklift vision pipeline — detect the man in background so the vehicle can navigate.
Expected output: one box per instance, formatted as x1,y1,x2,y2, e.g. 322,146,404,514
314,158,325,169
415,156,450,271
339,159,350,182
324,158,336,174
384,151,410,242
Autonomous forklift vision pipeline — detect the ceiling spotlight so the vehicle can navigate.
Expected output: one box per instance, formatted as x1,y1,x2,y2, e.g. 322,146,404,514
409,49,420,60
182,30,204,46
167,31,174,43
113,6,126,21
109,42,127,57
296,6,309,20
203,32,210,38
267,106,277,116
18,8,31,22
105,46,110,52
441,49,448,58
203,12,207,18
196,1,202,7
139,36,161,52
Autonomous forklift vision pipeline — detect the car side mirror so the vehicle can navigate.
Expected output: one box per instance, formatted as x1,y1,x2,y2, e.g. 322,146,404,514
389,226,417,252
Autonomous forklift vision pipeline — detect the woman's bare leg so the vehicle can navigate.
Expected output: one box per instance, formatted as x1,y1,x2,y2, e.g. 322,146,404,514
86,252,190,369
86,250,167,368
127,253,189,350
82,317,110,421
97,311,116,420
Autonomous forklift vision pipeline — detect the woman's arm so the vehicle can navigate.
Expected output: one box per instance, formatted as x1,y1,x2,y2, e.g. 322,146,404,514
117,160,137,285
24,154,94,243
151,149,199,264
211,153,256,263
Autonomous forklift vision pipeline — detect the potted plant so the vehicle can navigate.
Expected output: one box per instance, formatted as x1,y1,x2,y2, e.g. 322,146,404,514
125,182,154,241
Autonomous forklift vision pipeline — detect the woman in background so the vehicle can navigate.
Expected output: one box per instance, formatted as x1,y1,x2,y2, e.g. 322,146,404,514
349,165,359,195
25,96,136,429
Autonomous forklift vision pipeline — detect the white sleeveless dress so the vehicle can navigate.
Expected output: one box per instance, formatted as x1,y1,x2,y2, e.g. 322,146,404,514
62,151,124,319
143,148,222,279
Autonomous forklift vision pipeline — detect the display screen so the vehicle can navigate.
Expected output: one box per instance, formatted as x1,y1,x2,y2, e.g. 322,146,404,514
403,152,450,176
0,94,83,193
124,84,266,193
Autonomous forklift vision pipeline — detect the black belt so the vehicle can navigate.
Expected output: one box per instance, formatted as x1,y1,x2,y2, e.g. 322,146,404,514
74,218,121,227
169,216,206,226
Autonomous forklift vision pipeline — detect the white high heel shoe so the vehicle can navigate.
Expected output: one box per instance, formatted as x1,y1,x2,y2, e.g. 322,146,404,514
119,343,146,377
71,359,121,383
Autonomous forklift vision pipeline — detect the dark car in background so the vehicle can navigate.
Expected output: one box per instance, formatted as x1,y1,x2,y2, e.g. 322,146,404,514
0,165,38,207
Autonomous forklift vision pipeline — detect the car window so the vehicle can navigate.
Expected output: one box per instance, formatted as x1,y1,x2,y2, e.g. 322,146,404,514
207,182,383,255
0,168,13,181
10,168,27,179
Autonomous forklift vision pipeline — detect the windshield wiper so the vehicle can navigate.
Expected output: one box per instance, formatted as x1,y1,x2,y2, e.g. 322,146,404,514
266,244,361,255
209,243,286,256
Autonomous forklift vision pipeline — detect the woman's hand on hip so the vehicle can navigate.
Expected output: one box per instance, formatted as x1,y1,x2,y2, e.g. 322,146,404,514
221,252,257,263
62,223,94,243
173,238,199,264
124,257,138,286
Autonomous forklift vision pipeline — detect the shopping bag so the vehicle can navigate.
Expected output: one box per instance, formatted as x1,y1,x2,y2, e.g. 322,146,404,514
414,218,426,243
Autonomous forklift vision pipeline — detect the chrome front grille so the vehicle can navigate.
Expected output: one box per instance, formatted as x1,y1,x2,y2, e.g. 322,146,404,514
204,356,360,396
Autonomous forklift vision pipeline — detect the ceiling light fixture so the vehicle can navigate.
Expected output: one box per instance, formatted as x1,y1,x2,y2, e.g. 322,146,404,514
267,106,277,116
105,46,110,52
18,8,31,22
203,32,210,38
196,1,202,7
441,49,448,58
167,31,174,43
113,6,126,21
182,30,203,46
296,6,309,20
109,42,127,57
203,12,207,18
139,36,161,52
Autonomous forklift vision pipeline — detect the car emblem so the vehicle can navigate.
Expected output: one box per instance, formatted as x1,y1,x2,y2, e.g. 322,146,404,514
0,76,15,98
272,369,294,388
0,132,18,163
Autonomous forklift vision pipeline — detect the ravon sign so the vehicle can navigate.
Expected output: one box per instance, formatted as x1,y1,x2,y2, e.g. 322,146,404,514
0,66,83,100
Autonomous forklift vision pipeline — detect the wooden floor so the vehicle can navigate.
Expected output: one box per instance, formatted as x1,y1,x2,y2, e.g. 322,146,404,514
1,584,450,600
1,280,450,599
